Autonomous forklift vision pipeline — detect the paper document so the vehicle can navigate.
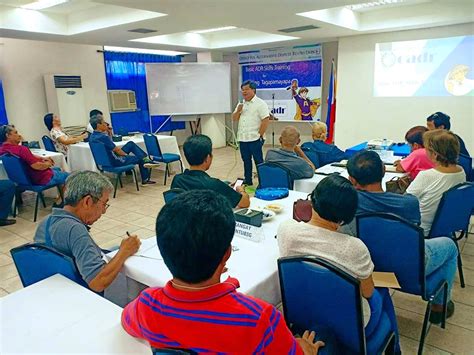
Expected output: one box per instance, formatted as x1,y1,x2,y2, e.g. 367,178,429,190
373,272,401,288
316,164,346,175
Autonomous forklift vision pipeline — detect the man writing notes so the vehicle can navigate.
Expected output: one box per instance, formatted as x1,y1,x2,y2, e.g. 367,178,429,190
232,80,270,186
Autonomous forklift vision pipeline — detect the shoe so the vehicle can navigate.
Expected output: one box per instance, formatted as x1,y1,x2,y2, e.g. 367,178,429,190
430,300,455,324
0,219,16,226
142,180,157,185
52,201,64,208
144,162,161,169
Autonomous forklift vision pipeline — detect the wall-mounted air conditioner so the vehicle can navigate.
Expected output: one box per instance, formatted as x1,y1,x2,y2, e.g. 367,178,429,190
108,90,137,112
43,75,87,129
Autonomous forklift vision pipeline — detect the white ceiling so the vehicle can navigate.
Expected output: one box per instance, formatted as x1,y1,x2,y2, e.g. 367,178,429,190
0,0,472,53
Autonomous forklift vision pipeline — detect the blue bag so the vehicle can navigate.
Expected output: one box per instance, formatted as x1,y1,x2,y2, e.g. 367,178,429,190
255,187,289,201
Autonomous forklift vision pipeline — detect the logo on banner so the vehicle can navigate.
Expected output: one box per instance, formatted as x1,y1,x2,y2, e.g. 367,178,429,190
271,105,287,116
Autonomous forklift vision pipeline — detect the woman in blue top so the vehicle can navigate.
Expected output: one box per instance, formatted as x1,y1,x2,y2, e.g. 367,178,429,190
302,122,347,168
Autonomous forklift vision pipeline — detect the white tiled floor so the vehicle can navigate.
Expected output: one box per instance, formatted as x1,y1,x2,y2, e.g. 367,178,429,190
1,146,473,354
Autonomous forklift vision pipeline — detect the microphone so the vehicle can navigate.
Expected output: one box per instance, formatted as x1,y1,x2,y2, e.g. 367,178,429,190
286,86,292,90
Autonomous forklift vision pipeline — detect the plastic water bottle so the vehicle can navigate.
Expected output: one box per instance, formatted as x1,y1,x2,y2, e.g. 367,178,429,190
380,139,389,161
382,138,388,150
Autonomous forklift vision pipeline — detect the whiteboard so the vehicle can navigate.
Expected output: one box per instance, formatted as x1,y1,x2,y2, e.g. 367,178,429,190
146,63,232,115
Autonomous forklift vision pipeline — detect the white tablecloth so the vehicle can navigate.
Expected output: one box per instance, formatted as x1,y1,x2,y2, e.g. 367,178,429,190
294,165,406,194
67,134,182,173
0,274,149,354
106,190,308,305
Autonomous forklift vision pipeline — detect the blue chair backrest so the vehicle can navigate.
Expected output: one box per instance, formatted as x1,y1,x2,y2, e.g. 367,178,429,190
257,162,293,189
89,142,113,169
301,142,321,168
10,243,89,289
143,134,163,159
278,256,365,354
0,154,33,186
163,188,185,204
429,182,474,238
42,135,57,152
357,213,425,296
458,154,472,181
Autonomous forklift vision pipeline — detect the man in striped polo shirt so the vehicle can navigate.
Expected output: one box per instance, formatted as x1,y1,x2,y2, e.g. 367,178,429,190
122,190,324,354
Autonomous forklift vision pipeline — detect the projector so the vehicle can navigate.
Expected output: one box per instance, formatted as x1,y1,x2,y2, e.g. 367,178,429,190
367,139,394,150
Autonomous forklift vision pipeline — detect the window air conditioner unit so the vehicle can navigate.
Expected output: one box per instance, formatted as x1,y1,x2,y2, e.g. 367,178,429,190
108,90,137,112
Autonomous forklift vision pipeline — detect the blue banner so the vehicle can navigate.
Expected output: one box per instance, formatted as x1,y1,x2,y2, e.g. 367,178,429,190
240,45,323,121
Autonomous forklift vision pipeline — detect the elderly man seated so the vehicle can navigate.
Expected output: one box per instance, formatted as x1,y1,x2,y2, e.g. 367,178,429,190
265,126,315,180
0,125,68,207
34,171,141,293
88,114,159,185
122,190,325,354
171,134,250,208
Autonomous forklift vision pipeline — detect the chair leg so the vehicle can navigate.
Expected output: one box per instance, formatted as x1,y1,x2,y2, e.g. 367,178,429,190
418,301,432,355
34,193,40,222
113,174,119,198
441,282,448,329
180,160,184,173
57,186,64,202
132,169,139,192
12,193,17,218
118,175,123,188
164,164,168,185
39,192,46,208
453,238,465,288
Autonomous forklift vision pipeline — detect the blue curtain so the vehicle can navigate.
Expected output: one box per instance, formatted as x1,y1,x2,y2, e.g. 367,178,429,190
104,51,184,135
0,80,8,125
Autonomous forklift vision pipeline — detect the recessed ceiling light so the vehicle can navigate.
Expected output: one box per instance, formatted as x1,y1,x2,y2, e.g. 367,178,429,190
103,46,189,56
21,0,68,10
190,26,237,34
347,0,404,11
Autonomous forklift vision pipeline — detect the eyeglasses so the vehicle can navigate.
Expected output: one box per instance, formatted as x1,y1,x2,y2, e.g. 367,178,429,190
86,194,110,210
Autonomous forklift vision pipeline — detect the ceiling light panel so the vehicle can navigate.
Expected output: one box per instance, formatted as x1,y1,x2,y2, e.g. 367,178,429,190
190,26,237,34
347,0,405,11
21,0,68,10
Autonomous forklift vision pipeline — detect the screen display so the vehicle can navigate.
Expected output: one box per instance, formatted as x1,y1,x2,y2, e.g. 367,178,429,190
374,35,474,97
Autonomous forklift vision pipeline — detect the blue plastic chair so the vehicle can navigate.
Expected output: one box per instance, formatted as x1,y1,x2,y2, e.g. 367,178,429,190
357,212,448,355
163,188,185,204
89,142,139,198
143,134,183,185
301,142,321,168
458,154,472,182
0,154,64,222
256,162,293,189
428,182,474,288
10,243,89,289
42,135,57,152
278,256,395,354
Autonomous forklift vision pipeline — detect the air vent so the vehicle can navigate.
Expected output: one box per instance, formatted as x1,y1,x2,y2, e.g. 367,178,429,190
278,25,320,33
128,28,157,34
53,75,82,88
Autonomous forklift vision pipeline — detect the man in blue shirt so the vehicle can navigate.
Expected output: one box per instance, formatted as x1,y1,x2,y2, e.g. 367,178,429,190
344,150,458,325
426,112,470,157
89,115,158,185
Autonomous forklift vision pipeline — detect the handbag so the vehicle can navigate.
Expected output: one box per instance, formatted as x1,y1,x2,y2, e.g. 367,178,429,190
385,175,411,194
293,194,312,222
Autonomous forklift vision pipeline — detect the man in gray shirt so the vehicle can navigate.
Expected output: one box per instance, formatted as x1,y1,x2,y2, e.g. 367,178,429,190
265,126,315,180
34,170,140,293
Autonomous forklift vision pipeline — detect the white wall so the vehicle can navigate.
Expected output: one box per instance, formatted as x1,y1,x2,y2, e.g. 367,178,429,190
0,38,110,141
336,23,474,154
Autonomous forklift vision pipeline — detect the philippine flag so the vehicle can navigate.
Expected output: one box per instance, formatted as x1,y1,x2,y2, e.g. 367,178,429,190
325,60,336,144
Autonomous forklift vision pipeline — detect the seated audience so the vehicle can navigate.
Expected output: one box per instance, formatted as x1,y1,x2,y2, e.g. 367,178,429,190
341,150,420,236
301,122,347,168
345,150,458,323
426,112,470,156
88,115,158,185
407,129,466,235
171,135,250,208
265,126,315,180
122,190,324,354
44,113,87,155
34,171,141,293
394,126,435,179
277,175,400,352
87,109,112,136
0,125,69,205
0,179,16,226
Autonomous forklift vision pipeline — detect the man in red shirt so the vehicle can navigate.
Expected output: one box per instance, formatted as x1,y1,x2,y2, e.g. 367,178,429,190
122,190,325,354
0,125,69,192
